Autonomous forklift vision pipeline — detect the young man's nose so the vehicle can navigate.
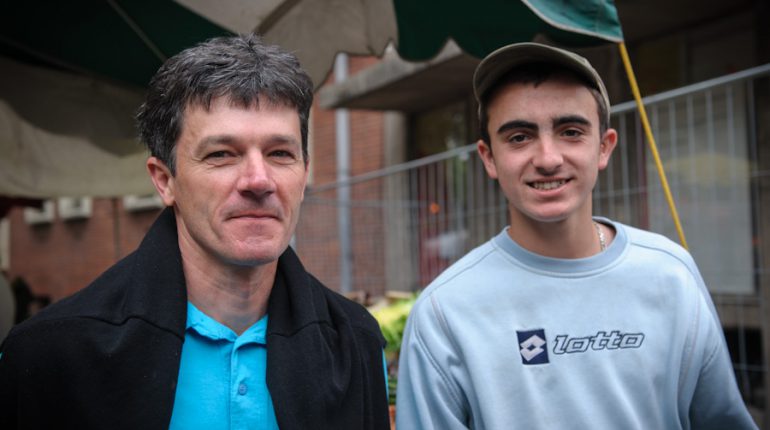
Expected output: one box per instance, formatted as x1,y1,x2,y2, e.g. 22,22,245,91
532,135,563,173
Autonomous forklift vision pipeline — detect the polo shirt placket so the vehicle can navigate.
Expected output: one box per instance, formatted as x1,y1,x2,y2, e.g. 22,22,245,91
169,303,279,430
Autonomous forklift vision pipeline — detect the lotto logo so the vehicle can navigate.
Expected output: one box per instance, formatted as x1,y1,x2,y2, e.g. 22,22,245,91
517,329,549,365
516,329,646,366
553,331,645,354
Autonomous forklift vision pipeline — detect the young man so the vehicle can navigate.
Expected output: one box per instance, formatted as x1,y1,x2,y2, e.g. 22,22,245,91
0,35,390,430
396,42,756,429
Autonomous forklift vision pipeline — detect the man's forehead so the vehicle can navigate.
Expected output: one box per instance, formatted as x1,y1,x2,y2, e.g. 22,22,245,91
177,95,303,146
179,96,302,134
488,80,600,122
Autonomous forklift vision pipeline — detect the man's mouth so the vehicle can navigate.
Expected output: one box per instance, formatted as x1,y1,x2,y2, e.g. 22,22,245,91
529,180,567,191
230,211,279,220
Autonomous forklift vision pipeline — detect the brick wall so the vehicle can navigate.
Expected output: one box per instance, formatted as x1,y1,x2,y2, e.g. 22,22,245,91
7,199,159,302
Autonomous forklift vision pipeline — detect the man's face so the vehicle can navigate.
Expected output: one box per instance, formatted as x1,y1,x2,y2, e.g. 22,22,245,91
477,78,616,226
148,96,308,268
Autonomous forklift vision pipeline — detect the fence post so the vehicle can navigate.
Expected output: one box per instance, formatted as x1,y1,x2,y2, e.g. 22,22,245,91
335,53,352,294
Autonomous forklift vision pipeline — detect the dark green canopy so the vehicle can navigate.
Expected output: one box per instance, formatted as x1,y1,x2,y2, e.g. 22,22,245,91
395,0,623,61
1,0,623,89
0,0,231,89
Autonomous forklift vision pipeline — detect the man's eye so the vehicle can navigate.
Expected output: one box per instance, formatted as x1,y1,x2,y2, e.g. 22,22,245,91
207,151,230,158
507,133,528,144
270,150,298,160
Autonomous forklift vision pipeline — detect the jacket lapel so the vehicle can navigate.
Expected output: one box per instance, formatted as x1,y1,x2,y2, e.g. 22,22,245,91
266,248,389,430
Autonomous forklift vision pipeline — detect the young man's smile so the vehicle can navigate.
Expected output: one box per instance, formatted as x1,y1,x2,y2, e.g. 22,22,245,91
527,177,571,192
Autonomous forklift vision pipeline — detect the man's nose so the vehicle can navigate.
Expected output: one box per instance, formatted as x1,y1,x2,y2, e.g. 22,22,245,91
237,152,274,195
532,135,563,173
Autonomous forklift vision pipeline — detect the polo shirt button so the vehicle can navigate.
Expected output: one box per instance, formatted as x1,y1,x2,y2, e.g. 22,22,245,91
238,383,248,396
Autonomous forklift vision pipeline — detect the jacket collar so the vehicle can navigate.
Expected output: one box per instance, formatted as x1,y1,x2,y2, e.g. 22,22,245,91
267,246,332,337
120,207,188,337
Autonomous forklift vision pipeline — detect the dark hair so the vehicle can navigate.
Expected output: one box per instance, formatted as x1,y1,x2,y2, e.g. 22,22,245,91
136,34,314,174
478,62,608,146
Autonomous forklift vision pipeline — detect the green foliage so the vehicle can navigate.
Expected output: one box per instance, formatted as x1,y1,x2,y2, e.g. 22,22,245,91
371,294,418,404
372,295,417,355
388,374,398,405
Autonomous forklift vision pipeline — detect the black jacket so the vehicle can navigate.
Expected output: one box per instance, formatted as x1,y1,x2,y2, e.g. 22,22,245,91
0,208,389,429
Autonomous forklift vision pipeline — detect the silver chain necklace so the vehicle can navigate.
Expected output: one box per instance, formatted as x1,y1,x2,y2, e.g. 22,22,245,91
593,221,606,252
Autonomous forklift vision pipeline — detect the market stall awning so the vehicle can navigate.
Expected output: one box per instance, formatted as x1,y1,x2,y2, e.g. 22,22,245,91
0,0,623,199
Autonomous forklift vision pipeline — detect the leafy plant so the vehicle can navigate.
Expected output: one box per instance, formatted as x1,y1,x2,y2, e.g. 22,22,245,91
371,294,418,404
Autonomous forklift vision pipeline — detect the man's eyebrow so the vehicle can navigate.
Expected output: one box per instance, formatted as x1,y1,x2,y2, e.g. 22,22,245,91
197,134,299,147
497,120,538,135
553,115,591,128
197,135,236,147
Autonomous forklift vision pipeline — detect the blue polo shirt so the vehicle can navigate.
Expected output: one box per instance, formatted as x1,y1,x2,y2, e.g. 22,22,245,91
169,302,279,430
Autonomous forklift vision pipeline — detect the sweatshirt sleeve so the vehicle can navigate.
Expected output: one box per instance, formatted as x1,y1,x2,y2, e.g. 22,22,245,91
396,295,470,430
686,275,757,429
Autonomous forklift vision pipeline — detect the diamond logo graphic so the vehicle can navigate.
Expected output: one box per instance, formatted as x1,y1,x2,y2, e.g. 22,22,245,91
517,329,549,365
520,335,545,361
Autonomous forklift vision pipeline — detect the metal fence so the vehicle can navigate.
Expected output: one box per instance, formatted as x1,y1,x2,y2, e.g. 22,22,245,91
295,63,770,423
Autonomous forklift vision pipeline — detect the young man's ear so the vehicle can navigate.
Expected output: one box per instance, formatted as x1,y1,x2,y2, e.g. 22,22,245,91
146,157,176,207
476,139,499,180
598,128,618,170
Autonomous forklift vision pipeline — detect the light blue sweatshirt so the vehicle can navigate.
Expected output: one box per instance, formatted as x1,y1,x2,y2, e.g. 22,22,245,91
396,219,756,429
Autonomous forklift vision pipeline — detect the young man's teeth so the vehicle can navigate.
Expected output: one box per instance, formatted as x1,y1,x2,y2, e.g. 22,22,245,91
532,180,565,190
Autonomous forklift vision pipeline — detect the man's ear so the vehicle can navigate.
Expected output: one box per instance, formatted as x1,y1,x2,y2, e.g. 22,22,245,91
146,157,175,206
598,128,618,170
476,140,499,179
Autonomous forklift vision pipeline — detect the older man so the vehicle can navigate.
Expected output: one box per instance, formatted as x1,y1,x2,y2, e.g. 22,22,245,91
0,35,389,430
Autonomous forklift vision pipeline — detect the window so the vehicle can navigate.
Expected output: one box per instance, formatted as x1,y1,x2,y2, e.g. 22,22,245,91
23,200,54,225
58,197,92,220
123,194,163,212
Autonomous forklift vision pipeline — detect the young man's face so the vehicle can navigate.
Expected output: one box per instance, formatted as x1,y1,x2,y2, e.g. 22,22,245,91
477,77,617,226
148,96,308,269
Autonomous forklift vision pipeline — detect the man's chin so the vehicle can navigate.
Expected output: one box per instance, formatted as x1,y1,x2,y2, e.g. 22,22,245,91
222,255,280,269
222,244,289,268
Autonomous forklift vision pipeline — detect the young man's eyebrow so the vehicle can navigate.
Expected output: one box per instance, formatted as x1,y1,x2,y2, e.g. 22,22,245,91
497,120,538,135
553,115,591,128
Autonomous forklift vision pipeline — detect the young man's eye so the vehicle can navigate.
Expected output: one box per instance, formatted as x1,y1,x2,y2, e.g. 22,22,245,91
562,129,583,138
507,133,529,144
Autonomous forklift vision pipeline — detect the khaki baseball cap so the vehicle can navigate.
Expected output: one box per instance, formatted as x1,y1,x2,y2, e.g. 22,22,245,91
473,42,610,123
